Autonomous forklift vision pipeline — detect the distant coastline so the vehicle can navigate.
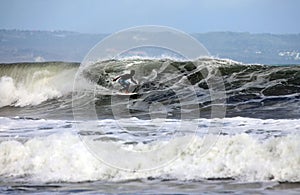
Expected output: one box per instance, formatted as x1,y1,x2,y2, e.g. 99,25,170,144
1,29,300,64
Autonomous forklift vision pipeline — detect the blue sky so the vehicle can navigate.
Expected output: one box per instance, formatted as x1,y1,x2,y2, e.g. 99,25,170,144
0,0,299,34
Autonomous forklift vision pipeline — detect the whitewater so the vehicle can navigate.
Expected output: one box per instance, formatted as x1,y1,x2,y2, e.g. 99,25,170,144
0,58,300,194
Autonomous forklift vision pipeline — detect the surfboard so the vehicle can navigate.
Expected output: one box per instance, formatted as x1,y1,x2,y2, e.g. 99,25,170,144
115,92,137,96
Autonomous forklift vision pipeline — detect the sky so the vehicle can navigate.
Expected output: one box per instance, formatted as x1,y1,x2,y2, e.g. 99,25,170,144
0,0,300,34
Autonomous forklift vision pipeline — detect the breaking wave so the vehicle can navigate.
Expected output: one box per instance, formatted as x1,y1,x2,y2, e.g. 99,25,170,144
0,58,300,119
0,62,79,107
0,117,299,183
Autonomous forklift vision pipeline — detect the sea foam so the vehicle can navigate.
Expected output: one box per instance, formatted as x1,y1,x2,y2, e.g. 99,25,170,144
1,117,299,183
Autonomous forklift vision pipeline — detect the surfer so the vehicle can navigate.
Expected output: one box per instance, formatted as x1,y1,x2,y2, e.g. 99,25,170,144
113,70,138,93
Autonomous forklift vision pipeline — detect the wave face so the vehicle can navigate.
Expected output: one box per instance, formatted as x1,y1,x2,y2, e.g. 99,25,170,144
80,58,300,119
216,60,300,118
0,59,300,119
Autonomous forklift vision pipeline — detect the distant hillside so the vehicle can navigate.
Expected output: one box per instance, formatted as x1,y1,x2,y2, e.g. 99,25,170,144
1,29,300,64
193,32,300,64
0,30,106,62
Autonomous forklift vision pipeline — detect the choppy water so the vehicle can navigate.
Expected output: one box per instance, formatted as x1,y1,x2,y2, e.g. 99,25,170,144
0,58,300,194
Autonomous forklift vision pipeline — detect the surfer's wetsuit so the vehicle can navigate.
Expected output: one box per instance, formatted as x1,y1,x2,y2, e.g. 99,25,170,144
113,70,137,92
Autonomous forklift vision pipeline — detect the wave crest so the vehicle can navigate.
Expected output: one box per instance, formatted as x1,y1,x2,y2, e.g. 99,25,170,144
0,62,78,107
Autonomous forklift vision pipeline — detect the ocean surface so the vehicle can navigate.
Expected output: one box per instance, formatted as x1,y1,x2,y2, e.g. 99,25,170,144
0,58,300,194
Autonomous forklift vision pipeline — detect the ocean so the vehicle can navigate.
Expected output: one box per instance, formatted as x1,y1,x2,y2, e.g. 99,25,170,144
0,58,300,194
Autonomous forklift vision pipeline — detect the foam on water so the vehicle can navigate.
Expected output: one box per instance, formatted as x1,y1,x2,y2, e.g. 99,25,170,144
0,62,78,107
0,117,299,183
0,75,64,107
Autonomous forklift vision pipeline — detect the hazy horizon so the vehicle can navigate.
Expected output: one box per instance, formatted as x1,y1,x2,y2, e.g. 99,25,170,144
1,0,300,34
1,28,300,35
